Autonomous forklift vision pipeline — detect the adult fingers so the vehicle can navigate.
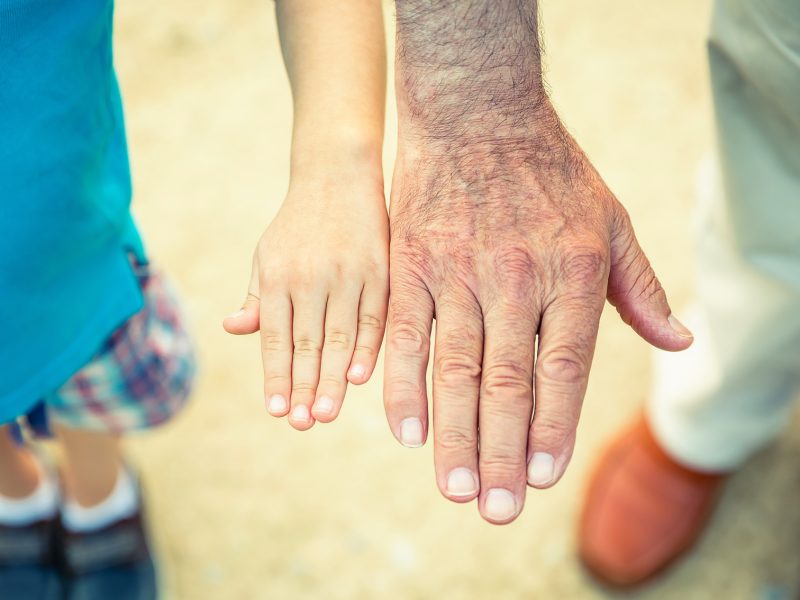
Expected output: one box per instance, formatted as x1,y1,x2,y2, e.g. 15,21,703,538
478,298,537,525
431,291,483,502
527,246,608,488
383,263,434,449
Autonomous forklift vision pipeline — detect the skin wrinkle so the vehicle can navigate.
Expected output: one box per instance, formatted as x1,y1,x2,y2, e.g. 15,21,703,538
384,0,686,522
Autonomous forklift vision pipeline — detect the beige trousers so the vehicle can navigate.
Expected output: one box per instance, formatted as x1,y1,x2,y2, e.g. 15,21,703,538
648,0,800,471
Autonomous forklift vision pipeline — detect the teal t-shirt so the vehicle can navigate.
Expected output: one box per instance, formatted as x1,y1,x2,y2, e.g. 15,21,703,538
0,0,145,422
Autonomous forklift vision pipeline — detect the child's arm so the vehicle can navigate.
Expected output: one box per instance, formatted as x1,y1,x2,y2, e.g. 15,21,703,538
223,0,388,431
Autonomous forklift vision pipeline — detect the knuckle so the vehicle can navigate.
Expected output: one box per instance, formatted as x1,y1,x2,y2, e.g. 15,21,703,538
289,270,319,292
493,245,537,298
258,263,285,287
480,453,526,475
318,375,344,389
436,426,478,452
385,376,425,404
258,271,278,290
354,343,377,358
537,347,588,386
336,261,367,283
531,410,578,445
264,374,290,386
291,381,316,394
389,320,430,355
358,313,383,331
559,246,608,288
324,329,352,351
482,362,533,398
261,332,288,353
293,337,322,357
435,352,481,385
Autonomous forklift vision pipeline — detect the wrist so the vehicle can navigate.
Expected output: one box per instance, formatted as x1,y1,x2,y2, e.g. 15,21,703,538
289,129,383,183
396,96,569,169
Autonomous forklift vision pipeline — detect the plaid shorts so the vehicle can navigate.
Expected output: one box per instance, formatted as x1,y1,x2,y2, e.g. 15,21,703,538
23,261,196,434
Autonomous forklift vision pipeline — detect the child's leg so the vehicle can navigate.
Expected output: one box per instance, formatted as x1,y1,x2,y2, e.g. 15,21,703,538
0,424,58,535
0,426,39,499
52,424,121,508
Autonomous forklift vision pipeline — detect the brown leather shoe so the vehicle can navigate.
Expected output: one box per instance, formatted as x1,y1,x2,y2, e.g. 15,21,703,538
579,414,728,589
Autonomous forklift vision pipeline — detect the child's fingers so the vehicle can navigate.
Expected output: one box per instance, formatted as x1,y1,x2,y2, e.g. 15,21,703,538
289,288,326,431
313,283,361,423
348,278,388,385
260,287,293,418
223,264,260,334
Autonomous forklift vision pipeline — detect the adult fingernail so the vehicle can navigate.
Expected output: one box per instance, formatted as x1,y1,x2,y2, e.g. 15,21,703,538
446,468,478,497
267,394,287,414
291,404,311,423
668,314,693,338
399,418,423,448
484,489,517,522
527,452,555,486
226,309,244,319
348,364,366,380
314,396,334,415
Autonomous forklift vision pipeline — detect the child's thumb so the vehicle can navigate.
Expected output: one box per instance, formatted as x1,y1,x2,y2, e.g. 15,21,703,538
223,267,261,335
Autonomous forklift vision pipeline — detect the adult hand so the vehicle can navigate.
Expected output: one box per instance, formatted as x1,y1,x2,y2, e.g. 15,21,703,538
384,0,693,524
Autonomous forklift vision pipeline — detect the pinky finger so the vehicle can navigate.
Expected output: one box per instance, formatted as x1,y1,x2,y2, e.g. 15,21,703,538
347,280,388,385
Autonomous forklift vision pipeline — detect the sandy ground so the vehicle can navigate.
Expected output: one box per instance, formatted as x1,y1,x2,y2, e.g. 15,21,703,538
113,1,800,598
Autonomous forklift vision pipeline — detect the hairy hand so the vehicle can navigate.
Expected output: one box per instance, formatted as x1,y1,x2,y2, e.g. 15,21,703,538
384,101,693,524
225,173,389,430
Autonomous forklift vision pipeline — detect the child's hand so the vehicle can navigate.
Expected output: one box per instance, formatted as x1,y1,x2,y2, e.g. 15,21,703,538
224,174,388,430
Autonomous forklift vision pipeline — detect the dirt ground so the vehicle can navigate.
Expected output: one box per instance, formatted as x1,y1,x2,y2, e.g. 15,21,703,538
114,1,800,598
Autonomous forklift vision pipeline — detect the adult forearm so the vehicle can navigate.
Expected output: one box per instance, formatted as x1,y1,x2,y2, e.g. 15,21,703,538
395,0,550,142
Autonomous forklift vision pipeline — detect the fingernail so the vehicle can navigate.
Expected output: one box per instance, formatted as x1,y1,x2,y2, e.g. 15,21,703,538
484,488,517,522
668,314,693,338
291,404,311,423
527,452,555,486
446,468,478,497
226,309,244,319
399,418,423,448
348,364,366,380
267,394,287,414
314,396,334,415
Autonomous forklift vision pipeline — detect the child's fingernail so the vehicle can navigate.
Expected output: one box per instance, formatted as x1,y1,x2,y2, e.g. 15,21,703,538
446,468,478,497
668,314,693,338
484,488,517,522
527,452,555,486
349,364,366,379
291,404,311,423
226,309,244,319
267,394,287,414
314,396,334,415
399,418,423,448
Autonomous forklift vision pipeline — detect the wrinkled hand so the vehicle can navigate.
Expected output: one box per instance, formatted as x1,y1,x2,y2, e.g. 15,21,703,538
225,173,389,430
383,105,693,524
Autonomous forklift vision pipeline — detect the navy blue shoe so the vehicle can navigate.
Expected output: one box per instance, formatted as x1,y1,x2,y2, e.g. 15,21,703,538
0,565,63,600
65,553,157,600
58,510,152,579
57,475,159,599
0,518,63,599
